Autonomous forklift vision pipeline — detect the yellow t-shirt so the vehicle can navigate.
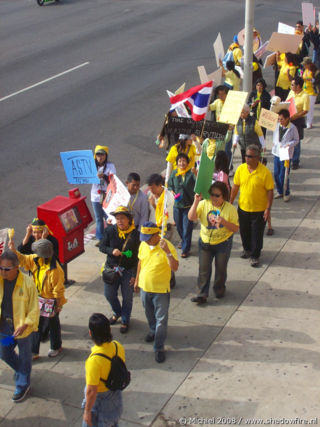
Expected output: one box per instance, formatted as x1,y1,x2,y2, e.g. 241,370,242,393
85,341,125,393
276,64,296,90
166,144,196,170
303,69,316,96
209,99,224,121
196,200,238,245
233,163,274,212
286,90,310,113
138,239,178,293
232,47,243,66
224,70,240,91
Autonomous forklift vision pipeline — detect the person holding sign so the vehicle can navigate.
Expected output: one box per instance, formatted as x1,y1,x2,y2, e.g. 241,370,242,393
275,52,297,101
188,182,238,303
272,109,299,202
232,105,265,164
209,86,229,122
230,145,274,267
91,146,116,244
302,57,317,128
286,76,310,169
0,250,39,403
219,59,241,91
248,78,271,137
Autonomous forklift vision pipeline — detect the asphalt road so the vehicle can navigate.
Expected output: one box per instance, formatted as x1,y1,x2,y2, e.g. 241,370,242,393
0,0,306,241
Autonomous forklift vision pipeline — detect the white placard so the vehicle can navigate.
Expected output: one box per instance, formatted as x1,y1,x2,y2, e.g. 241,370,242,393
213,33,225,67
102,175,131,224
279,146,290,161
0,228,8,256
278,22,295,35
302,2,315,26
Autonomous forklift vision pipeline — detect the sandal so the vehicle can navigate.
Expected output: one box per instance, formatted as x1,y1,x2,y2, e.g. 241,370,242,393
109,315,119,325
120,324,129,334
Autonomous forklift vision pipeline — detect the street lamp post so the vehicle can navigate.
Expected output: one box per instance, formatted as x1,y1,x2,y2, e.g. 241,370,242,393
243,0,255,94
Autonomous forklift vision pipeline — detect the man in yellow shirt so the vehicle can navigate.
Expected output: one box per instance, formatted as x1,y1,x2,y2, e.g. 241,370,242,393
0,250,39,402
286,76,310,169
230,145,274,267
134,222,178,363
82,313,125,427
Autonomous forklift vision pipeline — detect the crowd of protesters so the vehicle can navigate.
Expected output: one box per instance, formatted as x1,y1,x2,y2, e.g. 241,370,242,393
0,16,319,427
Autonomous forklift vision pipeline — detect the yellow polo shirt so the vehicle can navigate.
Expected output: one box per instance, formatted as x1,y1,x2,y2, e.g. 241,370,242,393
286,90,310,113
225,71,240,91
197,200,238,245
303,69,316,96
209,99,224,121
85,341,125,392
233,163,274,212
138,239,178,293
276,64,296,90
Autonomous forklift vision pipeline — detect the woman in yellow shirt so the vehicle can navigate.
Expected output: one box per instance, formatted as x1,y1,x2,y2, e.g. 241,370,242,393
302,57,317,128
275,52,297,100
166,135,196,170
219,59,241,91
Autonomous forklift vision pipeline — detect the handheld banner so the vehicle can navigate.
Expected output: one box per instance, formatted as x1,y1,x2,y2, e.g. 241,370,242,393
258,108,279,131
60,150,99,185
267,33,303,53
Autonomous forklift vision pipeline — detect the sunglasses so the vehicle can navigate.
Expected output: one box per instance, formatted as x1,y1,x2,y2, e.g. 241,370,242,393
0,266,16,271
245,154,258,158
210,193,222,197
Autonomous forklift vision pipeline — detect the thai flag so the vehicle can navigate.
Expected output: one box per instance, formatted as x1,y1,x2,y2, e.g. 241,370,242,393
169,81,213,121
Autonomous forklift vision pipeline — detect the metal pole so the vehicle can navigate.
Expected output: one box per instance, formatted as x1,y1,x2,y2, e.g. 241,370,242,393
243,0,255,93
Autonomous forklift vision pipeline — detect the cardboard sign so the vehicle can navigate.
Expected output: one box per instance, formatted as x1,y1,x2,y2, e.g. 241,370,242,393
254,40,269,59
60,150,99,185
208,68,223,87
264,52,277,68
219,90,248,125
238,28,245,46
278,22,295,35
302,2,315,26
258,108,279,131
267,32,303,53
166,116,229,140
213,33,224,67
0,229,8,256
175,83,186,95
102,175,130,223
198,66,210,84
287,97,297,117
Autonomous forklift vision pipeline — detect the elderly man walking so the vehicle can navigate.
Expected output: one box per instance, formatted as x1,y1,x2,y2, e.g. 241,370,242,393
230,145,274,267
0,250,39,402
134,222,178,363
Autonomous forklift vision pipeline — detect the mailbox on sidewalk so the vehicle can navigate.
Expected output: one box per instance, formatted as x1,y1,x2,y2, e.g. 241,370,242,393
37,188,92,282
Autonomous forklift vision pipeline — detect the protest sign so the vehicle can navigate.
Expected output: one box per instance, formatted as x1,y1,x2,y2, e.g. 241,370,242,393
175,83,186,95
264,52,277,68
198,66,210,84
219,90,248,125
279,146,290,161
287,97,297,117
258,108,279,131
238,28,245,46
60,150,99,185
302,2,315,26
278,22,295,35
102,175,130,223
254,40,269,59
267,32,303,53
166,116,229,140
213,33,224,67
208,68,223,87
0,229,8,256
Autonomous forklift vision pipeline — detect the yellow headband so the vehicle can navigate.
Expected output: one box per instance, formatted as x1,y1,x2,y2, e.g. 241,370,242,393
32,225,44,232
141,226,161,235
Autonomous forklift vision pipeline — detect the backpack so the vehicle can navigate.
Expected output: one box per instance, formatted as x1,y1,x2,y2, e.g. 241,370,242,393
92,342,131,391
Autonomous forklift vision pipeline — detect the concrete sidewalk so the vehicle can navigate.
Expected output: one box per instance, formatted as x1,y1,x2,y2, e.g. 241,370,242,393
1,116,320,426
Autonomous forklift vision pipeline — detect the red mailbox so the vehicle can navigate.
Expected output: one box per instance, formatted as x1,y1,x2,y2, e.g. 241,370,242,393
37,188,92,264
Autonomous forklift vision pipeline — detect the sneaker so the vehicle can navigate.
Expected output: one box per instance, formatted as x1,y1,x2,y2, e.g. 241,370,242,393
240,250,251,259
155,351,166,363
190,296,207,304
144,333,155,343
250,258,259,267
109,315,119,325
120,324,129,334
283,194,290,202
48,347,62,358
274,193,283,199
12,385,30,403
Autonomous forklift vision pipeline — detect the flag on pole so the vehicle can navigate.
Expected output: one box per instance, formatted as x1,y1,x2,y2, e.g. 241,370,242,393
169,81,213,121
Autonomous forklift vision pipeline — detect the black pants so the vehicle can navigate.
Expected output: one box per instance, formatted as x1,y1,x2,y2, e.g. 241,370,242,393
238,208,266,259
32,314,62,354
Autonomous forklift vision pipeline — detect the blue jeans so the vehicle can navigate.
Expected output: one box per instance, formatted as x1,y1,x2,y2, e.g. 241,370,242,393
197,236,233,298
92,201,108,240
292,141,301,166
82,388,122,427
140,290,170,352
273,156,290,196
32,313,62,354
225,137,232,165
104,269,134,325
173,207,193,253
0,321,32,393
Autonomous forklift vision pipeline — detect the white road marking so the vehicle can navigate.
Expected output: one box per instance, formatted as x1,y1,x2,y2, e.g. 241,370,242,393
0,62,90,102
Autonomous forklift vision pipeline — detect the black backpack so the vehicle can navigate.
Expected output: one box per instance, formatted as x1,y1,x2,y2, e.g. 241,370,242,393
92,342,131,391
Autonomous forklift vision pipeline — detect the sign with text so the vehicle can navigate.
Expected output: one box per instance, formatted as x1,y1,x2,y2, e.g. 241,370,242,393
219,90,248,125
278,22,295,35
258,108,279,131
166,116,229,140
267,32,303,53
102,175,130,224
302,2,315,26
60,150,99,185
